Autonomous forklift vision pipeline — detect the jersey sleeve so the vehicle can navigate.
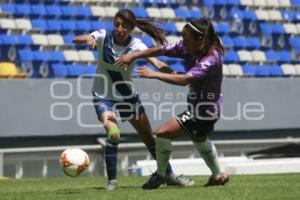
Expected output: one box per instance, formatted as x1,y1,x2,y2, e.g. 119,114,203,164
187,51,221,79
159,40,185,58
91,29,106,41
132,38,148,51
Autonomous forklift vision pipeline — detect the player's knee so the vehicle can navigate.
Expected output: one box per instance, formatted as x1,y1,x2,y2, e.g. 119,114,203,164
107,127,120,144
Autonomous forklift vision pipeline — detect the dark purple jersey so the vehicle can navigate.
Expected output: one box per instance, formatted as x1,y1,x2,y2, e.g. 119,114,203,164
160,40,223,119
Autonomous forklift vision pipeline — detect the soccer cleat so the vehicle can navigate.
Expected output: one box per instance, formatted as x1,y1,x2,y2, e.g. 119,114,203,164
204,172,229,187
142,172,166,190
166,173,195,187
105,179,119,191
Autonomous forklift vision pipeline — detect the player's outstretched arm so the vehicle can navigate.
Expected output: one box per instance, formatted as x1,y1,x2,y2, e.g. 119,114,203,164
115,46,162,67
136,66,194,86
146,57,174,73
72,34,96,49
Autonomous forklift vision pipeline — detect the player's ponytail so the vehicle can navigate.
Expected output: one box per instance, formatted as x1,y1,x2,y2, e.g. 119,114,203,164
135,19,167,45
114,9,167,45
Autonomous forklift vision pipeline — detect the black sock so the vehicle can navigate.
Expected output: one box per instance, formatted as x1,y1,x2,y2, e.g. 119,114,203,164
105,141,118,180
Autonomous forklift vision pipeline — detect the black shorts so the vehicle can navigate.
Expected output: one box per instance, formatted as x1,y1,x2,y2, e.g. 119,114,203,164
176,110,218,139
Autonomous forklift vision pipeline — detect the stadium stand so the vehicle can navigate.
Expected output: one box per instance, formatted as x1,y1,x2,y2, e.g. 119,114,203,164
0,0,299,78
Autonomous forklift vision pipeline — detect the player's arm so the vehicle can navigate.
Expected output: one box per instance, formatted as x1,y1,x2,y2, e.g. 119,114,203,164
146,57,174,73
72,34,96,49
136,66,195,86
115,46,162,67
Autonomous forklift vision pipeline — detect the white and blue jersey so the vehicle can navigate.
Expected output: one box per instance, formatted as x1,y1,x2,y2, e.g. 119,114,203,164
91,29,148,101
91,29,148,120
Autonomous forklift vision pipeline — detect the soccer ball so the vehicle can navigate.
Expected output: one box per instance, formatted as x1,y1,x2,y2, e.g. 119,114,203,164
60,148,89,177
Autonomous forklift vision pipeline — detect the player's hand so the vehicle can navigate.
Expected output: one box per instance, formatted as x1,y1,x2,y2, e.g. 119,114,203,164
115,54,133,69
136,66,158,78
87,38,96,49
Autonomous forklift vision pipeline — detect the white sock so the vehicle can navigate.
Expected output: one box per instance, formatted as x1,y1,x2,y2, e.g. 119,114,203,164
156,137,172,176
194,139,221,177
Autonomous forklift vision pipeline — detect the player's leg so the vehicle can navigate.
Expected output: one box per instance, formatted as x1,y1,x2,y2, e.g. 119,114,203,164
128,112,173,176
93,98,120,190
177,111,229,186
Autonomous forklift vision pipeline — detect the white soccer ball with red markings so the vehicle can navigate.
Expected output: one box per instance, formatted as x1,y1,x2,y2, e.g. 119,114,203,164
60,148,89,177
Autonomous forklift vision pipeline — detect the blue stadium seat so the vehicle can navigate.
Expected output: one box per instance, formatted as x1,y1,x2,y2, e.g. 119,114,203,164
242,65,256,76
164,22,177,34
76,21,92,32
0,35,17,45
269,65,283,77
139,35,153,47
175,8,190,19
18,49,34,61
132,7,148,18
223,50,239,63
291,0,300,7
77,6,92,18
15,4,31,16
91,21,102,30
189,8,202,19
48,52,65,62
48,63,68,78
281,10,296,22
214,0,227,6
272,24,284,34
61,20,77,32
63,35,74,44
82,64,96,75
31,19,48,32
66,64,82,77
221,36,234,49
33,51,49,62
243,10,256,21
215,22,231,35
47,20,62,32
259,23,272,35
226,0,240,7
229,8,244,20
246,37,260,50
18,35,33,46
233,36,247,49
203,0,215,6
31,5,47,17
1,3,16,14
61,6,76,18
289,37,300,49
277,51,292,63
265,50,279,62
46,6,62,17
255,66,270,77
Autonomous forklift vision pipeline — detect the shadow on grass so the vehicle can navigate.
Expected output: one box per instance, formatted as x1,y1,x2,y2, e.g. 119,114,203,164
56,185,142,194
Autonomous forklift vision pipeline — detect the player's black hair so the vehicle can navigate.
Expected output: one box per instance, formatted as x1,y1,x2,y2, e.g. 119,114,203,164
114,9,167,45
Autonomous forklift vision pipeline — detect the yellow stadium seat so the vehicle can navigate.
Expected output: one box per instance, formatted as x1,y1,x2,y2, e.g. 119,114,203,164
0,62,28,78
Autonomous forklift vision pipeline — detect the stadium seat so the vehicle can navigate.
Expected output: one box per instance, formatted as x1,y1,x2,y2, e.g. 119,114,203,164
18,49,34,61
281,64,296,76
82,64,96,75
104,7,118,18
170,64,185,73
47,34,65,47
46,63,68,78
46,6,62,17
0,19,16,30
146,7,161,19
1,3,16,14
48,51,65,62
189,7,202,19
294,64,300,75
265,50,279,62
164,22,177,34
63,50,80,62
78,50,95,62
268,10,283,21
221,36,234,49
252,50,266,62
247,37,261,49
77,6,92,18
160,7,176,19
269,65,283,77
0,34,17,45
175,22,186,33
277,51,292,63
255,10,269,21
240,0,253,7
242,65,256,77
223,50,239,63
227,64,243,76
15,4,31,16
90,6,106,18
18,35,33,46
253,0,267,7
0,62,17,77
31,5,47,17
279,0,292,7
31,19,48,32
266,0,280,8
66,64,83,77
255,65,270,77
31,34,48,46
233,36,247,49
289,37,300,50
47,20,62,32
33,51,49,62
222,64,230,76
175,8,190,20
132,7,148,18
283,23,298,35
14,19,32,32
238,50,253,62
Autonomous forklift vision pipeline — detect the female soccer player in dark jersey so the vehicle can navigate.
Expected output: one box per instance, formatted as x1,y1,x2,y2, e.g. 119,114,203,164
116,19,229,189
73,9,193,190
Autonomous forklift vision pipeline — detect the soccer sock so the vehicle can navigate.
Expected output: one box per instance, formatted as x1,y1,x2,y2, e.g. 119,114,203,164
156,137,173,176
105,141,118,180
146,143,173,176
194,139,221,177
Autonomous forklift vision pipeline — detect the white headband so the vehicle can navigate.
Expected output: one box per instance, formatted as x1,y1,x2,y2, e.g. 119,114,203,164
187,22,203,35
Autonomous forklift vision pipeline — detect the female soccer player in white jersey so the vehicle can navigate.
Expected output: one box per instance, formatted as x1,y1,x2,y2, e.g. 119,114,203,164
116,19,229,189
73,9,193,190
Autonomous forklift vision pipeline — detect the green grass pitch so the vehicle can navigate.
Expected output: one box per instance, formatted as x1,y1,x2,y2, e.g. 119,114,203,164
0,173,299,200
